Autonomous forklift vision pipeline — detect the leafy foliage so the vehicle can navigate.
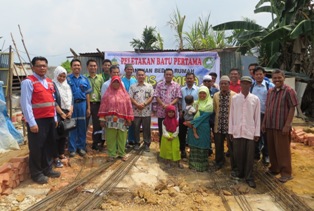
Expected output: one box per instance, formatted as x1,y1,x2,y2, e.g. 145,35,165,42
61,60,71,73
130,26,163,50
213,0,314,76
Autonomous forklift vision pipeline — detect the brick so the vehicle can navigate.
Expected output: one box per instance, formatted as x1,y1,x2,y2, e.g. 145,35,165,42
19,174,25,182
18,167,25,175
9,156,29,163
2,187,12,195
1,173,10,182
0,163,13,174
15,178,20,186
11,162,23,170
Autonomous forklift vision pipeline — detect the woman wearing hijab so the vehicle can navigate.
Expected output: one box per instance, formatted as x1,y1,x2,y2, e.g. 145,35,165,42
98,76,134,161
186,86,213,171
159,105,181,165
53,66,73,167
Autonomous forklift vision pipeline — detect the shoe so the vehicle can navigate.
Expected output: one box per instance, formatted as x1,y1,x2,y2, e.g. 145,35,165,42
32,175,48,184
208,149,213,156
55,159,63,168
45,170,61,178
266,169,279,176
126,143,132,149
230,172,240,180
120,156,127,162
144,145,150,152
69,152,76,157
225,151,230,157
77,149,86,157
134,145,140,150
247,180,256,188
215,163,223,171
254,154,261,161
92,145,99,151
278,176,293,183
262,156,270,165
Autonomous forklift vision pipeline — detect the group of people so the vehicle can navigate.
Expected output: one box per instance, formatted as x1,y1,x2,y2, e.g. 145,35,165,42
21,57,297,188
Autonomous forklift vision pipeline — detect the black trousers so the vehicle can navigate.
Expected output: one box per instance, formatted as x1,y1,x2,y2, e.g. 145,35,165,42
178,117,188,155
233,138,255,181
158,118,165,142
214,133,228,166
134,116,151,146
87,102,102,146
27,117,55,179
255,113,269,158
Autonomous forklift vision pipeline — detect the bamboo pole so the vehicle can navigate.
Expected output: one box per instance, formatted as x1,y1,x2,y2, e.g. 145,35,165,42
18,25,32,68
10,33,28,77
8,46,13,119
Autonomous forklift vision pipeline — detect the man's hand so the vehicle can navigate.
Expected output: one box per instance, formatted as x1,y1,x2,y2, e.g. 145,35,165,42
282,125,290,135
254,136,259,142
136,103,145,110
100,120,106,128
228,134,233,141
86,108,91,117
168,136,174,141
30,125,39,133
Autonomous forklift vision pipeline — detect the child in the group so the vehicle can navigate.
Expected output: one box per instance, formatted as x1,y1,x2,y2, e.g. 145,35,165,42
159,105,181,167
183,95,199,139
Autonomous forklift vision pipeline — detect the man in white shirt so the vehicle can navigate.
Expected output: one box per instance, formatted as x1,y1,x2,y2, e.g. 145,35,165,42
228,76,260,188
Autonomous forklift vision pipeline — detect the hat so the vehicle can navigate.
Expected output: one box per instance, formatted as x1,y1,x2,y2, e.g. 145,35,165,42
220,75,230,82
203,75,212,81
240,76,253,83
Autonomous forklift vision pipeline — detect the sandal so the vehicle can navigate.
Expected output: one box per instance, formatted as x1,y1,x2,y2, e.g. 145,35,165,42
121,156,127,162
108,157,115,162
59,155,66,159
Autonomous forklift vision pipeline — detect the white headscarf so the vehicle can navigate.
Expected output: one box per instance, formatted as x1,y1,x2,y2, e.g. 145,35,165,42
53,66,72,110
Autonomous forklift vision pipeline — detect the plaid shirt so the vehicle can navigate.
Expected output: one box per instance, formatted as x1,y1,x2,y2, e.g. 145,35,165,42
265,85,298,130
153,80,182,118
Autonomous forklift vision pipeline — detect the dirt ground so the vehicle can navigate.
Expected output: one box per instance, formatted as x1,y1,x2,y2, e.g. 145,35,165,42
0,119,314,211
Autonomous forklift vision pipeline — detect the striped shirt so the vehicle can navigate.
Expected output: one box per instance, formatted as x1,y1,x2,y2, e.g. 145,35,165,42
265,85,298,130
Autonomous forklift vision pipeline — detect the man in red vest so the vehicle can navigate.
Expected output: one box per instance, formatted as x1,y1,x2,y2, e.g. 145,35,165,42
21,57,60,184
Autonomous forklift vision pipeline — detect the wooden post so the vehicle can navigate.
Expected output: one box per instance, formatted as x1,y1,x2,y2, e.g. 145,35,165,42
8,46,13,119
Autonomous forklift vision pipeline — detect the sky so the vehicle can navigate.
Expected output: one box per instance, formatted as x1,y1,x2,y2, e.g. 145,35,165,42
0,0,272,66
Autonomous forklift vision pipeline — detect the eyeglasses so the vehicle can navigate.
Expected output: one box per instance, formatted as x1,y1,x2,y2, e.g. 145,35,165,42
203,80,212,82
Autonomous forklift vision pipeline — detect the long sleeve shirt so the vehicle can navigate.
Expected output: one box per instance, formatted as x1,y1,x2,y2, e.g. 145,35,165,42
228,92,260,140
20,73,57,127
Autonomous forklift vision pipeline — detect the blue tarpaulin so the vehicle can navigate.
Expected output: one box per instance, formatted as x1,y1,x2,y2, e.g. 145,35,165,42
0,81,22,151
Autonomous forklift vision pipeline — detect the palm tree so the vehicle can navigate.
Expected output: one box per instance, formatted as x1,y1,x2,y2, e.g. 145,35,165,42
184,15,229,50
168,7,186,50
130,26,163,50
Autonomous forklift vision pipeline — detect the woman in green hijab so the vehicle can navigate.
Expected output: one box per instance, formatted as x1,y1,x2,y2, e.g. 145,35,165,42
187,86,213,171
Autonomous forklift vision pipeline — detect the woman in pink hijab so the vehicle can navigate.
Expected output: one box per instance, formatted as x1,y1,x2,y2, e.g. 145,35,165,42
98,76,134,161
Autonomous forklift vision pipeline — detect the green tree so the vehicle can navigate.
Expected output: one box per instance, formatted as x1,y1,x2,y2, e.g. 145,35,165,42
213,0,314,76
130,26,162,50
61,60,71,73
168,7,186,50
184,15,229,50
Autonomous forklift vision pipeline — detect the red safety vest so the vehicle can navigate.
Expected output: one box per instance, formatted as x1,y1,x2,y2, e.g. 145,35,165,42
27,75,55,119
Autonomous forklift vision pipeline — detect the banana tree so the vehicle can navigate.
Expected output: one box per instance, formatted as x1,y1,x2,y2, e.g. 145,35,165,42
213,0,314,76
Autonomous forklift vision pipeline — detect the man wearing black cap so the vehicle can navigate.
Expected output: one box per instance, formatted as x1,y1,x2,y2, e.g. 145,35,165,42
228,76,260,188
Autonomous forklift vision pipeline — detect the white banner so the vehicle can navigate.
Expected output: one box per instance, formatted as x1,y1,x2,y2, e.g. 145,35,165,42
104,51,220,86
104,51,220,129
